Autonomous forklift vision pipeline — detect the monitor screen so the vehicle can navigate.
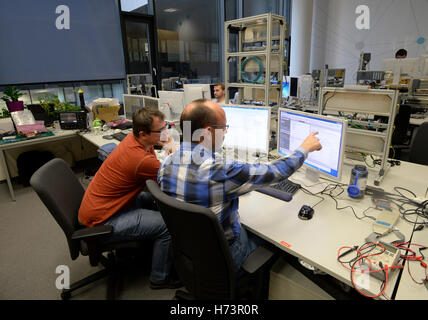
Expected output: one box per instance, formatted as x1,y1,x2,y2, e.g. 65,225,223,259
59,112,77,124
123,94,144,120
158,90,185,121
221,104,271,154
143,96,160,111
289,77,298,97
183,84,212,105
382,58,419,77
277,109,346,180
282,81,290,98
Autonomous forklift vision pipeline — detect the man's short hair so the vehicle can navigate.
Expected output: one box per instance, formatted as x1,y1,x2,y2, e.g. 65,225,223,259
214,83,225,90
132,108,164,138
395,49,407,58
180,99,218,141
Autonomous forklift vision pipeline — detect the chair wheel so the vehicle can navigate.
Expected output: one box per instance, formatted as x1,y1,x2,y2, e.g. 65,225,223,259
61,290,71,300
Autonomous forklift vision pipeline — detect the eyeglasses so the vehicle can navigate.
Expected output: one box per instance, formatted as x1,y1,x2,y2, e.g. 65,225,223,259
210,124,229,130
150,125,168,133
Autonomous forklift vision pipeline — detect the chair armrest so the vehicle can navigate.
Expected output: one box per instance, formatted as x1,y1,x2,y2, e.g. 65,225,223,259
71,225,113,240
241,246,275,274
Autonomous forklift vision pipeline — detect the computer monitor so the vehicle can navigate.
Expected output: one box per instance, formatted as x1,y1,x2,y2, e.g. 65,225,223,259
298,74,313,102
419,55,428,77
277,108,347,181
123,94,144,120
287,76,298,97
382,58,419,83
158,90,185,122
183,84,212,105
143,96,160,111
282,81,290,98
221,104,271,154
400,58,419,77
161,78,174,91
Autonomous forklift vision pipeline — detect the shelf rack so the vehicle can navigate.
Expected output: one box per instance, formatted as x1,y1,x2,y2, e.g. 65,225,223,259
318,87,399,185
224,13,287,107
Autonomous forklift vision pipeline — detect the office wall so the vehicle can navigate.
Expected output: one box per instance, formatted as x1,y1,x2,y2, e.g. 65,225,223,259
310,0,428,84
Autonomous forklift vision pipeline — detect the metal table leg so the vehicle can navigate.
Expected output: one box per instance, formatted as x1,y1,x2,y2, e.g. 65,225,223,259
0,149,15,201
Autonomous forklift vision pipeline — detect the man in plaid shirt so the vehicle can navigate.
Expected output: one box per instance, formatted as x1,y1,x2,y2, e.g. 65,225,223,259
158,99,322,271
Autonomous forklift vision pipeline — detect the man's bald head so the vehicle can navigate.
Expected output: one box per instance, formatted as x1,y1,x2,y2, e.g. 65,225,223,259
180,99,225,142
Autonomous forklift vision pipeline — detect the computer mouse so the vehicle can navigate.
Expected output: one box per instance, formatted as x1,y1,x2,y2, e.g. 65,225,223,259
298,205,314,220
102,135,114,140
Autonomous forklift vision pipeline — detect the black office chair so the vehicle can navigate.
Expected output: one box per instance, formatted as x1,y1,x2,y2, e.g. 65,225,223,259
30,158,144,300
409,122,428,165
390,105,412,159
146,180,277,300
391,105,412,146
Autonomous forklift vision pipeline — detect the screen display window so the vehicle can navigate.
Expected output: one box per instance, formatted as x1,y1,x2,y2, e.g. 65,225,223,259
60,113,77,123
278,110,345,178
221,105,271,154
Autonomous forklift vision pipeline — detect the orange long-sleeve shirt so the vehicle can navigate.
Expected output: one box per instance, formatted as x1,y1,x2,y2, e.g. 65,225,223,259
78,134,160,227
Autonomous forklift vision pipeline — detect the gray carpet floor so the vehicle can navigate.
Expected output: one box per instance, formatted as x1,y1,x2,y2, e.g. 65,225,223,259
0,174,176,300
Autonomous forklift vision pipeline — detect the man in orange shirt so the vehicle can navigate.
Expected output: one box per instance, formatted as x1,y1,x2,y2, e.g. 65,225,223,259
79,108,180,289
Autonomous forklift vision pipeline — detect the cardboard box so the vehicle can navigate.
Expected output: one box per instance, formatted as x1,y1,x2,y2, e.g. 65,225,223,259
92,105,120,123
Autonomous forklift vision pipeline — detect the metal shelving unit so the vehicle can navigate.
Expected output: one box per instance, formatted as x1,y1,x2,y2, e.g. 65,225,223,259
318,87,398,185
224,13,287,106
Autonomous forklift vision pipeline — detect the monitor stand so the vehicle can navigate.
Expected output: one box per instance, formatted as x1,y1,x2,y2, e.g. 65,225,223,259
305,167,321,183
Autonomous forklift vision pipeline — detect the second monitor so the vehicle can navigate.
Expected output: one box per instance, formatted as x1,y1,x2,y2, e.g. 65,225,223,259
277,109,347,182
183,84,212,105
221,104,271,155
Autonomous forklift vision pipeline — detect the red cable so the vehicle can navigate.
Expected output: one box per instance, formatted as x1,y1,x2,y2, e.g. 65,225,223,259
394,242,428,285
338,243,403,298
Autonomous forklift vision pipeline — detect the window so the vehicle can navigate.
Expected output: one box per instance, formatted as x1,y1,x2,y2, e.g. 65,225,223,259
0,80,126,113
120,0,152,14
225,0,238,21
243,0,279,17
155,0,220,83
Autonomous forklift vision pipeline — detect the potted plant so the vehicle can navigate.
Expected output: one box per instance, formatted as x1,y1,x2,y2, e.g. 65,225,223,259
1,86,24,113
0,107,10,118
38,94,81,125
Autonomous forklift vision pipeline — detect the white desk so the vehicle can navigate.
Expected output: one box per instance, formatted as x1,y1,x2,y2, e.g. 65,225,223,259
394,226,428,300
239,160,428,299
79,130,169,162
0,130,79,201
79,130,119,148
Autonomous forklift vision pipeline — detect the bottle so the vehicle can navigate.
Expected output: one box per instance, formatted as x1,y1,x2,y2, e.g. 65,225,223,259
78,89,86,111
347,165,368,198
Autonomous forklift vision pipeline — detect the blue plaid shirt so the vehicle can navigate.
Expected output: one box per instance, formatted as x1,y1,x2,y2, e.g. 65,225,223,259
158,142,307,243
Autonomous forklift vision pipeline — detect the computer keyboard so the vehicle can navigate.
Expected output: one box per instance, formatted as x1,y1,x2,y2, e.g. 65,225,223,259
256,179,301,202
112,132,127,142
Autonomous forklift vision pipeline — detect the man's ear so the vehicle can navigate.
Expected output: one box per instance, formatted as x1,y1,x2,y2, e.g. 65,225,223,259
201,127,212,143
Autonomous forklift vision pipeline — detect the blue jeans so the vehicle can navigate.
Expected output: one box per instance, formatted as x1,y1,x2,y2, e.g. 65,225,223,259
229,226,264,275
103,191,172,283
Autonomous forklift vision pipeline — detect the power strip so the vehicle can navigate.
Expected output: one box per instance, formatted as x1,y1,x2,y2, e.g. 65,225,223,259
361,242,400,281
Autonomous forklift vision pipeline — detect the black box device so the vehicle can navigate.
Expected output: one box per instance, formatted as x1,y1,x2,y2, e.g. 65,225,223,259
59,111,87,130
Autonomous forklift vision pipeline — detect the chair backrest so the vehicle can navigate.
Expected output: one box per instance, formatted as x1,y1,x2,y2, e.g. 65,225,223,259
30,158,85,260
409,122,428,165
391,105,411,145
146,180,237,300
